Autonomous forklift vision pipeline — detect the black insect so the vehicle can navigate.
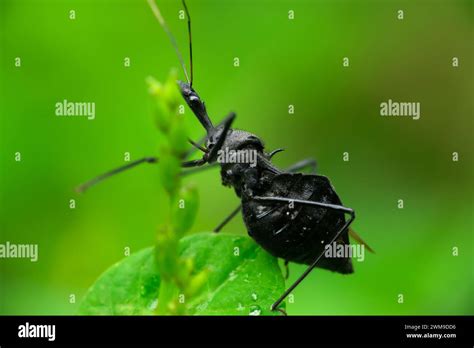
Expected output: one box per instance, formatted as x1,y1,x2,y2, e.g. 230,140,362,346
77,0,373,314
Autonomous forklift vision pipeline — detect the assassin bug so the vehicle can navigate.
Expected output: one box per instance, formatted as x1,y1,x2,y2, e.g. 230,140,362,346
77,0,373,314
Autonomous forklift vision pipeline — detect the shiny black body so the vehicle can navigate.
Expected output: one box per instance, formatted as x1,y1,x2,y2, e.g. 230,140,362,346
216,127,353,274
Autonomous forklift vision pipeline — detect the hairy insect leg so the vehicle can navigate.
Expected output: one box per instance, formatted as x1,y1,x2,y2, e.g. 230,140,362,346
252,195,355,313
212,157,318,232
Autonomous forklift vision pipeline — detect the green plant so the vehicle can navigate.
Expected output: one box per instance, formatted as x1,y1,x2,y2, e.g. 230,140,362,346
79,72,285,315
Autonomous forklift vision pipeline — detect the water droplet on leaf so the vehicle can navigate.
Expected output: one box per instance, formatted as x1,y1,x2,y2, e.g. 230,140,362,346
148,299,158,310
249,305,261,316
228,270,237,281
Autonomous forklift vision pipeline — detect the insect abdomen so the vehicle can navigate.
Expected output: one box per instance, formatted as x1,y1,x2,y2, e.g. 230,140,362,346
242,173,353,274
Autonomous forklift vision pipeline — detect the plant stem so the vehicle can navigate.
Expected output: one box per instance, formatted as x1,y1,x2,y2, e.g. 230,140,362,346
156,278,178,315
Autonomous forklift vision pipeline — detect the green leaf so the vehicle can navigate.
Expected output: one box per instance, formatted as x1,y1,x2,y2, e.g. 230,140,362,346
79,233,286,316
79,246,161,315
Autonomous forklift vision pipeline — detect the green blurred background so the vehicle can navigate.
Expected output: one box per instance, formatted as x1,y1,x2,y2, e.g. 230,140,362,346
0,0,472,315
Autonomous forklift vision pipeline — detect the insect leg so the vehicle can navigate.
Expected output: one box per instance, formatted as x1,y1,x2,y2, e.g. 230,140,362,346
213,205,241,232
283,260,290,280
252,195,355,312
181,162,219,177
76,157,158,193
184,112,237,159
285,158,317,174
79,112,234,192
212,158,318,232
77,156,206,193
181,158,206,167
206,112,236,161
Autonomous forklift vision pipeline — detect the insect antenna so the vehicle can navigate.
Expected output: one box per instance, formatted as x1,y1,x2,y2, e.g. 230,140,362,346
147,0,191,84
181,0,193,86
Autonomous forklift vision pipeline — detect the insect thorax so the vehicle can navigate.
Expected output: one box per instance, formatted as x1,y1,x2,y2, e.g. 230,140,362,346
217,129,270,196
